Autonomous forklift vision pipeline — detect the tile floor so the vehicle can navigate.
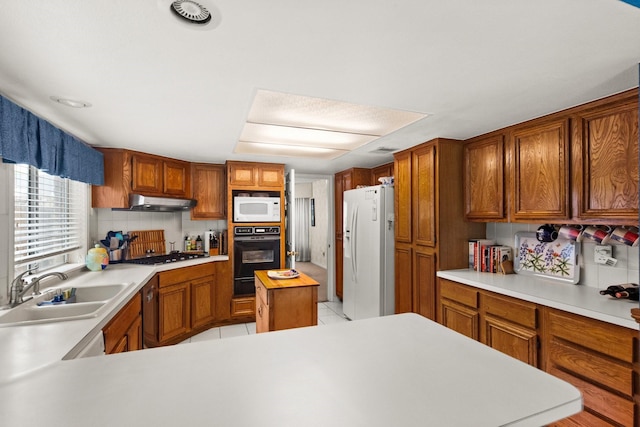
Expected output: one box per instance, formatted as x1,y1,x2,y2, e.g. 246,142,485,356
181,300,348,344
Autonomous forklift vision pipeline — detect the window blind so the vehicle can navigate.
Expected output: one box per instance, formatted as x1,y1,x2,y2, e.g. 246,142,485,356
14,164,87,271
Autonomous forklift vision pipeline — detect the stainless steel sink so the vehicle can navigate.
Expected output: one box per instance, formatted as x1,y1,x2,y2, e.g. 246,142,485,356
0,302,106,326
0,282,131,327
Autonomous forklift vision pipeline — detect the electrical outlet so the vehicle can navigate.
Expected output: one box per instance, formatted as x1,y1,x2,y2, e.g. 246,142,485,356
594,245,615,265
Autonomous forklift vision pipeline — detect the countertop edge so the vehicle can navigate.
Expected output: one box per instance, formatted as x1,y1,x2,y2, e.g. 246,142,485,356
437,269,638,330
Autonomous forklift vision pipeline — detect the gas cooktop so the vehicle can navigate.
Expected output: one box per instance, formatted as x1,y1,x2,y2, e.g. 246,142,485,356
124,252,208,265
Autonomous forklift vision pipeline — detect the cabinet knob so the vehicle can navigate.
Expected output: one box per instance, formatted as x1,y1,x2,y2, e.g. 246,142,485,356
286,250,299,256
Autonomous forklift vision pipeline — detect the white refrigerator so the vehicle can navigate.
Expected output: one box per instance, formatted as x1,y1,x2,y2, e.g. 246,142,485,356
343,185,395,320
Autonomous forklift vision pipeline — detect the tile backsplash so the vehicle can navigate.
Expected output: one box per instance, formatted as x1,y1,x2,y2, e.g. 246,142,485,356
93,209,227,253
486,223,639,290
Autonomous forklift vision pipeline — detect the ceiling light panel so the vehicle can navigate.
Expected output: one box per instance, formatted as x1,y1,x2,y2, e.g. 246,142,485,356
248,90,427,135
240,122,377,150
235,141,347,160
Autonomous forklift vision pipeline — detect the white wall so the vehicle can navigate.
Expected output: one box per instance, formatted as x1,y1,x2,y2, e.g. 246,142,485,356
486,223,639,291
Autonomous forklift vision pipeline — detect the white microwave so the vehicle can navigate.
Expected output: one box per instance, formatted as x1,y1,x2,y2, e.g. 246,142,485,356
233,196,281,222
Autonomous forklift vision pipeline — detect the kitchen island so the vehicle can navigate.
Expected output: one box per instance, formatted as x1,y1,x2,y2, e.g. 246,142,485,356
0,313,580,426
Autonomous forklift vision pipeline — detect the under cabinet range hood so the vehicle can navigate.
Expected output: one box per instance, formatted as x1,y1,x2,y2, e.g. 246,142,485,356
123,194,197,212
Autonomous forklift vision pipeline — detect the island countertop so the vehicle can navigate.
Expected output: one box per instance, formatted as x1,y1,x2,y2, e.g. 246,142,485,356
255,269,319,289
0,313,581,427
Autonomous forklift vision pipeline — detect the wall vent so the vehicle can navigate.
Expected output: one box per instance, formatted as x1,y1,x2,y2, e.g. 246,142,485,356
369,147,396,154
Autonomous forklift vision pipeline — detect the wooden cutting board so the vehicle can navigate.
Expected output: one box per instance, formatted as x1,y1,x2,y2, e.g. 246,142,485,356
128,230,166,259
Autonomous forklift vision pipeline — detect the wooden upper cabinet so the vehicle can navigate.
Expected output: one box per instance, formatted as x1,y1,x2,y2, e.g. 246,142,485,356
511,119,570,221
371,162,394,184
191,163,226,220
573,97,639,222
227,161,284,188
163,159,190,196
464,134,505,221
393,151,412,243
412,143,436,247
92,148,191,208
131,153,190,198
132,154,163,194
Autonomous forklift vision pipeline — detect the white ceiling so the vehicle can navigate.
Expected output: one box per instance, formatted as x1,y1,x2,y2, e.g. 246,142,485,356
0,0,639,175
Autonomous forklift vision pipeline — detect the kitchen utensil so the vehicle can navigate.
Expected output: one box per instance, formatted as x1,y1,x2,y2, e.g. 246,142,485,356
127,230,166,259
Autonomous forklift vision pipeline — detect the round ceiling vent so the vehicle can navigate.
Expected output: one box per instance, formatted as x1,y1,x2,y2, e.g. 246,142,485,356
170,0,212,24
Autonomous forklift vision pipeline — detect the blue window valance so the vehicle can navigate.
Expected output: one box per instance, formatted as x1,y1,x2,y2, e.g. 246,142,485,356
0,95,104,185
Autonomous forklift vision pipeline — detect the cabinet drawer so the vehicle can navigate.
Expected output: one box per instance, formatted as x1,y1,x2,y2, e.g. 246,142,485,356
549,367,634,427
158,263,215,288
547,309,635,363
439,280,478,308
548,340,633,397
483,293,537,329
231,297,255,317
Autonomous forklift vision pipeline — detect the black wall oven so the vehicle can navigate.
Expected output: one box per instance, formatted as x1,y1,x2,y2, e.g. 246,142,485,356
233,226,281,296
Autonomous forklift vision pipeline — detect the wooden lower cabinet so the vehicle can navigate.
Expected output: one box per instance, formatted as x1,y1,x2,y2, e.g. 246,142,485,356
438,278,639,426
143,262,219,347
438,279,540,367
158,282,190,343
438,279,479,340
103,293,142,354
255,270,319,333
231,296,255,318
544,308,637,427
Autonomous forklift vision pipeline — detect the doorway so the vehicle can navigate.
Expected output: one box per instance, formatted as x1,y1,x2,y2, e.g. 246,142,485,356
293,174,335,302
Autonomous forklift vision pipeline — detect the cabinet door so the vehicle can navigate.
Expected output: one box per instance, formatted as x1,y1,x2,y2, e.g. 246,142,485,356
512,119,570,221
191,276,216,329
484,316,538,366
440,299,479,340
257,164,284,187
371,162,393,184
464,135,505,221
191,163,226,219
256,294,270,333
412,144,436,246
413,248,436,320
228,162,256,186
132,154,163,194
394,151,412,243
163,159,190,197
126,316,143,352
394,245,413,313
574,101,639,222
158,282,190,343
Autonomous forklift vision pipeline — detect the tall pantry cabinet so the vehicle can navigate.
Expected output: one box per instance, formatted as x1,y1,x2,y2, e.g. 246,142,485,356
394,139,485,320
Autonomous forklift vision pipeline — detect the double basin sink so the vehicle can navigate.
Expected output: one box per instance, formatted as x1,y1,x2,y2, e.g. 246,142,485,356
0,283,130,327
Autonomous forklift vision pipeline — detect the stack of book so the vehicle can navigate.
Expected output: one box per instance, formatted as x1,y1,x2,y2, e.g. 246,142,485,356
468,239,512,273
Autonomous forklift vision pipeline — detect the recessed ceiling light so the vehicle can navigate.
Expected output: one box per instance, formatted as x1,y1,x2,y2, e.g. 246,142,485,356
50,96,91,108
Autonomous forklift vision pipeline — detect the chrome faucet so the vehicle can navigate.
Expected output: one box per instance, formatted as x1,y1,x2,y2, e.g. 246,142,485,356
9,269,69,306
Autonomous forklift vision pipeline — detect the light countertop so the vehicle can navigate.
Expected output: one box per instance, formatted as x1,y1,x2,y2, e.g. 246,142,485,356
0,313,581,427
437,269,639,330
0,255,228,383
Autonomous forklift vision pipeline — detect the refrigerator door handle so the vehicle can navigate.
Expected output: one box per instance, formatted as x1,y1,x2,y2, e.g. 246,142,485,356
351,204,358,283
